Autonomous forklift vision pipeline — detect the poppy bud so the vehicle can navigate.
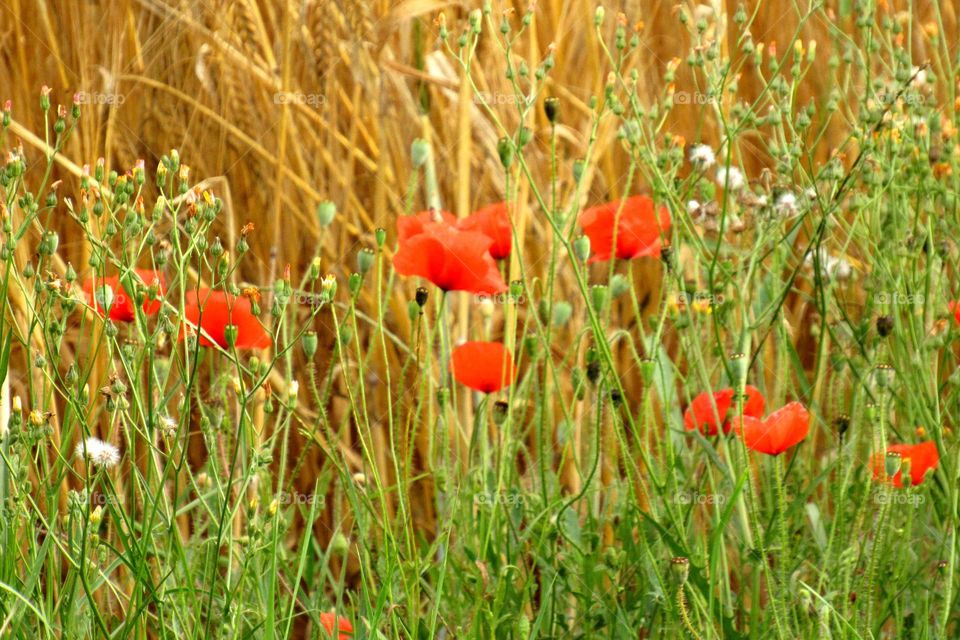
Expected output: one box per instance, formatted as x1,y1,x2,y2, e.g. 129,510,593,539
552,301,572,327
357,248,375,274
497,137,514,168
302,331,318,359
573,159,586,183
411,139,430,168
610,273,630,298
544,97,560,123
834,414,850,438
671,557,689,584
39,231,59,256
509,280,524,300
573,235,591,262
876,314,894,337
316,201,336,227
591,285,607,312
518,126,533,146
375,227,387,248
415,287,428,307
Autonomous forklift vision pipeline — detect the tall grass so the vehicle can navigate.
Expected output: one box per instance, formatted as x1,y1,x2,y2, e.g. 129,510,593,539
0,0,958,637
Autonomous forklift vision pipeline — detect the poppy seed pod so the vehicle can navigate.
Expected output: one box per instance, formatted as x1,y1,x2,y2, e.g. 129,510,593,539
544,97,560,123
884,451,902,478
876,314,894,337
671,557,690,584
302,331,318,359
415,287,428,307
411,139,430,168
357,248,375,275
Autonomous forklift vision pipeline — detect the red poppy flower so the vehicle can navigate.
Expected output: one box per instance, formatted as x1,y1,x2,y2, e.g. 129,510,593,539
684,385,765,435
181,289,272,350
733,401,810,456
393,225,507,294
82,269,165,322
397,209,457,243
457,202,512,259
451,341,517,393
872,441,939,488
319,612,353,639
579,195,671,262
950,300,960,325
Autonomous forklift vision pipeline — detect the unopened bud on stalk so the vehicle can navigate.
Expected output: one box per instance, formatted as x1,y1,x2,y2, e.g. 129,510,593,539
317,201,336,227
321,274,337,301
497,137,514,168
411,139,430,168
590,285,607,313
415,287,428,307
552,301,572,327
900,459,913,488
40,86,51,112
610,273,630,298
573,235,591,262
375,227,387,248
594,6,605,26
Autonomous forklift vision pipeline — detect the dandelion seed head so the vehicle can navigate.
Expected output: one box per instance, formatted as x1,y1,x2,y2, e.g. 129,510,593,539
716,166,745,190
76,437,120,469
689,144,716,168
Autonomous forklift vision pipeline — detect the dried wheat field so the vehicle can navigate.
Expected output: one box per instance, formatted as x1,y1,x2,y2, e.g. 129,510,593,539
0,0,958,638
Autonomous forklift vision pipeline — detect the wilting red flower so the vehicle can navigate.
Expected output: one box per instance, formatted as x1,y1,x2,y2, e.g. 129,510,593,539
397,209,457,243
579,194,671,262
457,202,512,259
318,612,353,639
393,225,507,294
82,269,165,322
733,401,810,456
451,341,517,393
181,289,271,349
873,441,939,488
684,385,765,435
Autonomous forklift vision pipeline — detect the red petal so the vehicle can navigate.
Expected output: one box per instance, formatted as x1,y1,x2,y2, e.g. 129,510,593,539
735,401,809,456
451,341,516,393
458,202,512,259
397,210,456,243
393,226,506,294
580,195,670,263
318,612,353,638
182,290,271,350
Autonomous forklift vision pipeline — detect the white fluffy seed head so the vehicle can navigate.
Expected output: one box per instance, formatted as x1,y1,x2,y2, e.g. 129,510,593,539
689,144,716,168
75,437,120,469
716,166,745,190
